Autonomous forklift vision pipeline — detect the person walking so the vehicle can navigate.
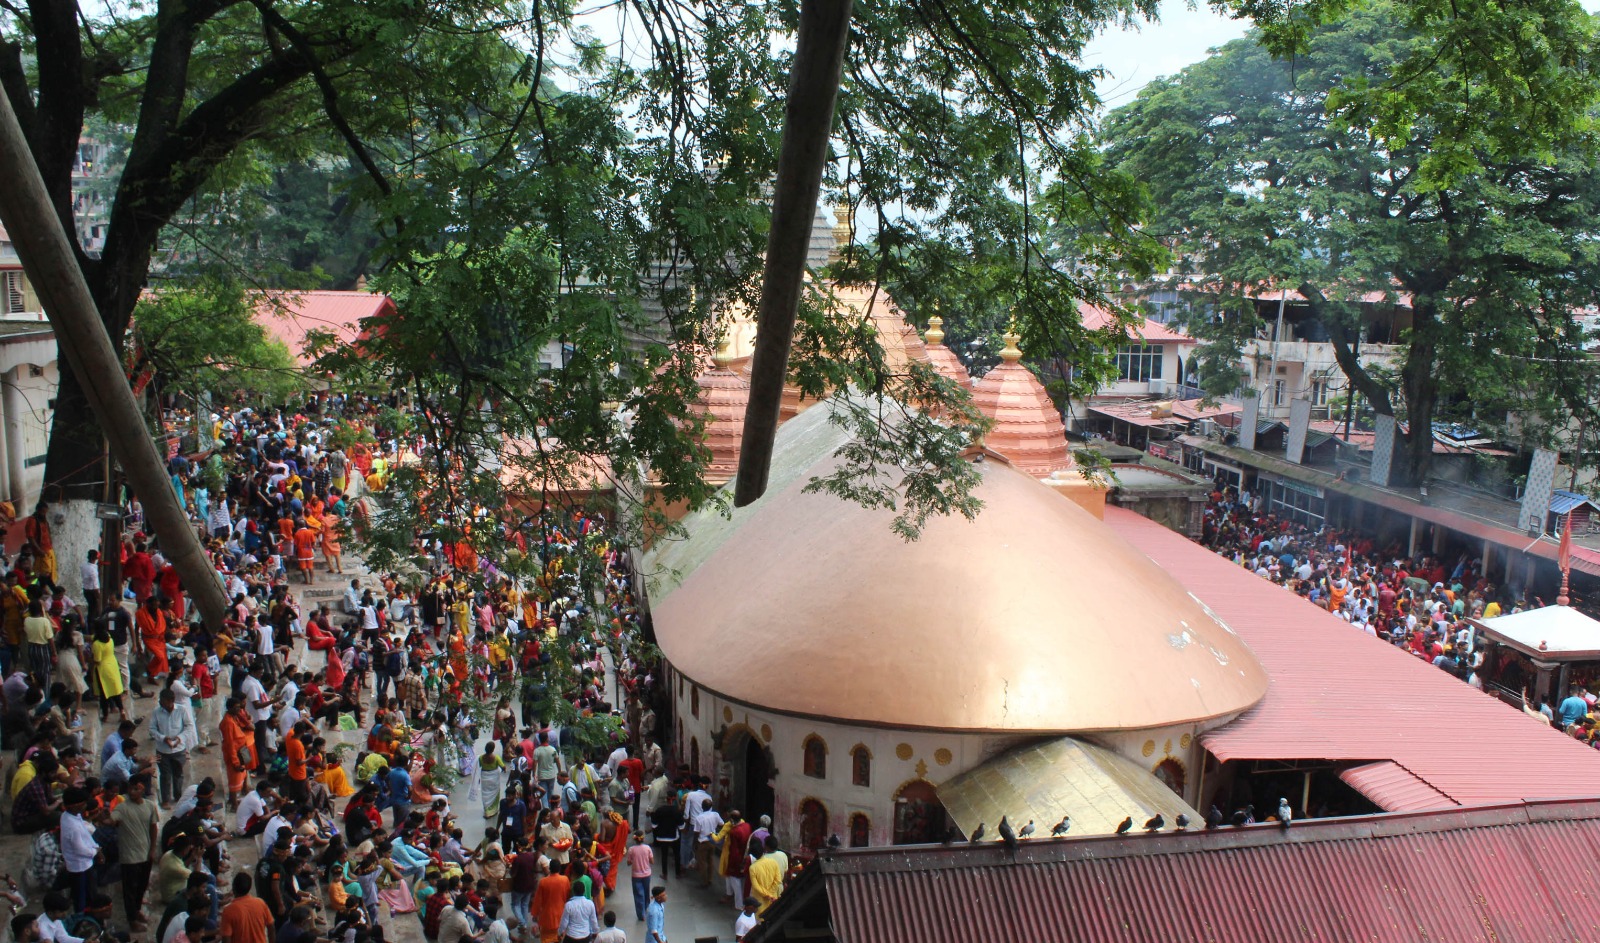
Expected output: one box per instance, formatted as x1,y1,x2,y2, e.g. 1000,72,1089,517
152,688,193,807
624,831,653,923
557,884,600,943
643,887,666,943
112,774,161,932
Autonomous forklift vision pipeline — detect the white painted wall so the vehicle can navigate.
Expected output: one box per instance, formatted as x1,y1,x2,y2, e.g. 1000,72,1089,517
670,677,1227,848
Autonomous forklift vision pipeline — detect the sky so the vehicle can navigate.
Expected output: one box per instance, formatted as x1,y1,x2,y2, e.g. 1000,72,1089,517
1082,0,1600,110
1081,2,1250,110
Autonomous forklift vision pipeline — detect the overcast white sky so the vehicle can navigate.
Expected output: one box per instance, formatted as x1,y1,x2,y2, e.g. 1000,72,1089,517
1083,0,1600,110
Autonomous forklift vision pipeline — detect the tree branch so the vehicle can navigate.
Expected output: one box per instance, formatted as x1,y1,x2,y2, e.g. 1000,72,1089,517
23,0,85,237
101,51,317,333
1302,281,1394,416
246,0,389,197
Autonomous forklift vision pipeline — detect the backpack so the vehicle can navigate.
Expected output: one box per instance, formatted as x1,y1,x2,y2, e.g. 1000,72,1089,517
385,646,404,676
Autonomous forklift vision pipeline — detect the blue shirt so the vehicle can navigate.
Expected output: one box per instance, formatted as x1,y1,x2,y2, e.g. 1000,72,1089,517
645,900,666,942
1558,695,1589,727
100,732,123,771
103,751,137,785
386,767,411,806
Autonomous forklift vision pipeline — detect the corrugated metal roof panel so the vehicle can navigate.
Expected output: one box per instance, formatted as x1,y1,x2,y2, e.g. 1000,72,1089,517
1102,507,1600,807
756,800,1600,943
253,290,394,366
1550,489,1600,515
1339,760,1458,812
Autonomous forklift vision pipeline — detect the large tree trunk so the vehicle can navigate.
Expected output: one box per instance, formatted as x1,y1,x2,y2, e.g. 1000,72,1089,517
0,90,228,630
733,0,854,506
1398,305,1440,487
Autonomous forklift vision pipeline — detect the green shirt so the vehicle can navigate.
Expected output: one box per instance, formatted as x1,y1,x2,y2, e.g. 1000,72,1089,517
113,796,161,864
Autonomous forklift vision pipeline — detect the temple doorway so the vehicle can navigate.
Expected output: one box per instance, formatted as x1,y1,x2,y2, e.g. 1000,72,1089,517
728,729,775,823
892,779,948,845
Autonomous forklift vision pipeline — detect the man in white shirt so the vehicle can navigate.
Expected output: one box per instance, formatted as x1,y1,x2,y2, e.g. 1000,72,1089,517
690,799,723,888
240,662,275,770
260,808,294,855
557,885,601,942
151,689,193,806
80,551,101,616
235,779,276,835
734,898,759,941
58,788,98,911
594,911,627,943
606,745,629,780
36,894,87,943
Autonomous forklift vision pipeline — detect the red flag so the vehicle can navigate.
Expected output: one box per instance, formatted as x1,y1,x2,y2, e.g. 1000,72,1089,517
1560,512,1573,575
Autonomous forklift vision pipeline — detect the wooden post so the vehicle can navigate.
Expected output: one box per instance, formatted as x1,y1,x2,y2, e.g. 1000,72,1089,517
0,90,228,629
733,0,854,507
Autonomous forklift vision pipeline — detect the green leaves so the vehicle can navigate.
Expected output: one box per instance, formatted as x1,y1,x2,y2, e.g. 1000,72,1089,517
1105,0,1600,481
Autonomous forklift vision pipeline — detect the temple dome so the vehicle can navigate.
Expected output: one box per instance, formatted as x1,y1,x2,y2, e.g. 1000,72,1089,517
692,340,750,486
648,404,1268,733
922,316,973,389
971,329,1073,477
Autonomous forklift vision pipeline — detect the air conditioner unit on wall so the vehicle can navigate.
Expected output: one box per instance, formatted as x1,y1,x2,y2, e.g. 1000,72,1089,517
1147,379,1167,395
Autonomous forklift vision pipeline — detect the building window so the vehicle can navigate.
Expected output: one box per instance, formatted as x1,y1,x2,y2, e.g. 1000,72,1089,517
798,799,829,853
690,737,700,774
1272,378,1286,406
690,685,699,718
1311,376,1331,406
802,735,828,779
1116,344,1164,382
1,272,24,315
849,813,871,848
850,745,871,788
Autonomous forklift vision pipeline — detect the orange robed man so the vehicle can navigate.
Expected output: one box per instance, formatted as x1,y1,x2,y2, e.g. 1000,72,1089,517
532,868,570,943
220,696,258,809
136,596,169,681
293,523,317,585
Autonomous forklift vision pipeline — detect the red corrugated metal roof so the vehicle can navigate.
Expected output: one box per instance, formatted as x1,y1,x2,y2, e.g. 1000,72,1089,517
1103,507,1600,807
1339,760,1458,812
753,799,1600,943
252,290,394,366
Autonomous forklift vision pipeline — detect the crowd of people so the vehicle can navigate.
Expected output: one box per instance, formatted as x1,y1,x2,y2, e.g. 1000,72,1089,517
0,392,793,943
1200,483,1600,748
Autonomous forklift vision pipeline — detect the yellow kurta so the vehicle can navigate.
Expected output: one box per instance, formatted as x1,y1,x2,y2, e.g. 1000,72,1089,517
93,637,124,698
748,854,784,912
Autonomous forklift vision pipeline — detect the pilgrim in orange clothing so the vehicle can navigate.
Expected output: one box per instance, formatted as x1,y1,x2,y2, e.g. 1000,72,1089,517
448,630,469,681
321,514,344,574
221,699,257,804
532,871,570,943
293,522,317,584
602,810,629,893
137,596,169,681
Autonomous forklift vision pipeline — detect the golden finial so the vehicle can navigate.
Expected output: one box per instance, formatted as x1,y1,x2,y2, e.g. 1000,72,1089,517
712,332,736,369
832,205,854,248
1000,326,1023,364
925,316,946,346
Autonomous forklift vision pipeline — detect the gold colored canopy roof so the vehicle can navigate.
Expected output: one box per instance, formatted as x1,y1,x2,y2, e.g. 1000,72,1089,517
648,404,1267,733
938,737,1201,839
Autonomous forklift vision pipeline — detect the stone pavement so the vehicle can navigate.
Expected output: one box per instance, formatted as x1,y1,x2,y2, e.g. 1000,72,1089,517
0,555,747,943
